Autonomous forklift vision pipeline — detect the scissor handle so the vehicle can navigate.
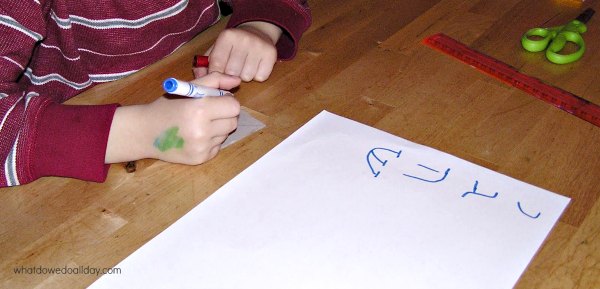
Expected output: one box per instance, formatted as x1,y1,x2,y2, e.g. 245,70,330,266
521,19,588,64
521,27,558,52
546,30,586,64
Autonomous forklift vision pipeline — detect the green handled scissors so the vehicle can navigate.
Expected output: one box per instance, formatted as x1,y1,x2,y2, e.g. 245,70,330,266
521,8,595,64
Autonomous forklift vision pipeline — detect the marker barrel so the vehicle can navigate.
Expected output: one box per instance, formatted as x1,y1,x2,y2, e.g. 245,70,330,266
162,78,232,98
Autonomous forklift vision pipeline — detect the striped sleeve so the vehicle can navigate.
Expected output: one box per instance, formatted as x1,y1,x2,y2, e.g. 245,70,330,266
223,0,312,60
0,2,118,186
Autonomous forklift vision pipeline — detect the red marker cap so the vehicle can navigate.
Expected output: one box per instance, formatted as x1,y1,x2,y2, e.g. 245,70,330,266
193,55,209,68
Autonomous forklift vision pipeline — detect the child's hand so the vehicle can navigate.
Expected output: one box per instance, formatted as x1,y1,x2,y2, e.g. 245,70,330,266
194,21,283,82
105,72,241,165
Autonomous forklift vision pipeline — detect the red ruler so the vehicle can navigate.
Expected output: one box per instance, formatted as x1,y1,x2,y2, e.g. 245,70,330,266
423,33,600,128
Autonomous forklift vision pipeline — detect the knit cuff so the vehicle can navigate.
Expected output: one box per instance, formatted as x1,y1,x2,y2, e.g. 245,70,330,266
29,102,118,183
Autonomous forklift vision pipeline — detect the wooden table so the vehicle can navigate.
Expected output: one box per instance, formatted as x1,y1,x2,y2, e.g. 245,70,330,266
1,0,599,288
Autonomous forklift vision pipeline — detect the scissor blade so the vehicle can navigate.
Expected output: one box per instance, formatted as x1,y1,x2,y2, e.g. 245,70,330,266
576,8,595,24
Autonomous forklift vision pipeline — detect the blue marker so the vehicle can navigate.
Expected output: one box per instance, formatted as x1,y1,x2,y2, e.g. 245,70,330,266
162,78,233,98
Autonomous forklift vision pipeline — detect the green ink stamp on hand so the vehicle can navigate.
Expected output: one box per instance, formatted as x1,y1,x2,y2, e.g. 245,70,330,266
154,127,184,152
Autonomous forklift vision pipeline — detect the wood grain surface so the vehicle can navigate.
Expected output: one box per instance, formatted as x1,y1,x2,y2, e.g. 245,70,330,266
1,0,599,288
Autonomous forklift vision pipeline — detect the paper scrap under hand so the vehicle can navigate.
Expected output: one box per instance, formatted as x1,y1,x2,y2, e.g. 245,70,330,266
222,108,265,148
90,110,569,289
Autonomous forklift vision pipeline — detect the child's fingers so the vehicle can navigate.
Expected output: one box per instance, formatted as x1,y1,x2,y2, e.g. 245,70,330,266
208,145,221,160
207,35,232,74
211,135,229,146
193,67,208,78
255,56,276,82
240,56,260,82
224,48,248,77
207,27,278,82
190,71,241,90
200,96,241,120
210,116,238,135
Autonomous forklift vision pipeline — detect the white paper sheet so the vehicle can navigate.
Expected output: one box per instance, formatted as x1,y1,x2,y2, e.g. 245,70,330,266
90,111,570,289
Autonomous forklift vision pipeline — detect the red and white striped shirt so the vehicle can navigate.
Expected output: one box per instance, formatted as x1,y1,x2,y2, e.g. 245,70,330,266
0,0,311,186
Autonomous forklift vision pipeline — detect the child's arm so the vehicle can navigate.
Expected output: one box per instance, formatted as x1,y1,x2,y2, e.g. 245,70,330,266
0,2,250,187
0,4,121,187
1,6,240,187
105,73,241,165
194,0,312,82
197,21,282,82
